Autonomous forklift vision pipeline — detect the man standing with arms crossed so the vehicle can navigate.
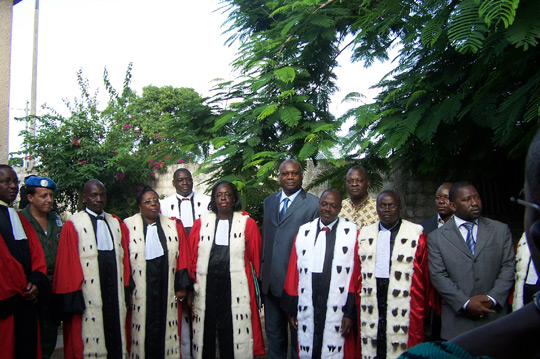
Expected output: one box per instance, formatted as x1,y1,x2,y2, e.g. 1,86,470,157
261,159,319,358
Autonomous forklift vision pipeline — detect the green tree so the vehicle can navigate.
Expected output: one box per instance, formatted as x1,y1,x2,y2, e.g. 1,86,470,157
341,0,540,181
15,66,212,218
217,0,540,190
204,0,355,219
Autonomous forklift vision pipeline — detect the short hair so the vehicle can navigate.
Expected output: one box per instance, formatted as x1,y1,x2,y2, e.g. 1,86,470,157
279,159,303,174
526,130,540,203
82,179,105,193
320,189,343,203
173,168,191,178
136,186,158,206
449,181,473,203
208,181,242,213
0,164,14,171
377,190,401,207
346,165,368,179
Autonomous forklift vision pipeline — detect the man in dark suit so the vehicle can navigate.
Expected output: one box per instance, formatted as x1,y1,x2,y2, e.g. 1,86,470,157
261,159,319,359
428,182,515,340
420,183,454,234
419,183,453,341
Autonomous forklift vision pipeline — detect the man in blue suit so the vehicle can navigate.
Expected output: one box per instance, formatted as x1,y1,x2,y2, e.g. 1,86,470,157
261,159,319,358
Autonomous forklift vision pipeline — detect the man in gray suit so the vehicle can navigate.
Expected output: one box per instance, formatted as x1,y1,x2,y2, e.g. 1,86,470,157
261,159,319,359
428,181,515,340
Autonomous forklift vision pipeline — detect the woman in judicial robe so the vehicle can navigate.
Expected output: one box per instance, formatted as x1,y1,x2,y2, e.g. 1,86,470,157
121,187,192,359
187,180,265,359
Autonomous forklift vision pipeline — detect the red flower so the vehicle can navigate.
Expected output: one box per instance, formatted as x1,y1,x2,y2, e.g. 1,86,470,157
124,123,132,130
78,160,87,165
72,138,80,146
165,156,171,161
118,173,125,180
148,158,155,163
177,159,184,164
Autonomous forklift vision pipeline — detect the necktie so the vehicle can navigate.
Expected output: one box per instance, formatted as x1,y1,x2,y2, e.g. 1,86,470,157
96,215,114,251
462,222,475,255
321,227,330,232
279,198,290,221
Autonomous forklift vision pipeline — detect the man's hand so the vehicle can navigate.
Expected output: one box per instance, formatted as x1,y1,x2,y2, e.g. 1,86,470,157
466,295,495,318
175,288,187,302
290,316,298,330
186,290,194,311
340,317,353,337
25,282,38,304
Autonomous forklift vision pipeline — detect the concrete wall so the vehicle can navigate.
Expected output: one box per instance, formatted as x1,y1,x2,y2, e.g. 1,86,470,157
0,0,13,164
151,162,438,224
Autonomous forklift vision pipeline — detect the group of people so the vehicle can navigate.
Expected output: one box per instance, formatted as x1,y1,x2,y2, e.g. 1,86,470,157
0,129,539,359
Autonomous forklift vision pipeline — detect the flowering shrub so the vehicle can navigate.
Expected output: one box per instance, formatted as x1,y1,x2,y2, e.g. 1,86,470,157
15,66,212,218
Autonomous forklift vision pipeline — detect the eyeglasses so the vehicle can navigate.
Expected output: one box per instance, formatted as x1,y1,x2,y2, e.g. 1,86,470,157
142,198,160,205
510,190,540,212
0,179,20,186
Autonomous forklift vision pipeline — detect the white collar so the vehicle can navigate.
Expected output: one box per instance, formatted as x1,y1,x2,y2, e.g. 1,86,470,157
280,188,302,204
319,218,338,231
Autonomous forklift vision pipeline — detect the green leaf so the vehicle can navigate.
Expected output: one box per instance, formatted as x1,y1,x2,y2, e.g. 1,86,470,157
257,103,279,121
274,67,296,83
279,106,302,127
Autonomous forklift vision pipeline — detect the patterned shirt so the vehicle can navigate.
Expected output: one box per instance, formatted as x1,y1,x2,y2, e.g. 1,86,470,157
339,196,378,229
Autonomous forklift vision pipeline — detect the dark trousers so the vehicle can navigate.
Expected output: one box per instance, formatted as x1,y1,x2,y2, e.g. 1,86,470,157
263,292,298,359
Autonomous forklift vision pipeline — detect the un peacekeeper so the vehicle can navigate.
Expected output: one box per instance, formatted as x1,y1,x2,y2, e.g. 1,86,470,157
20,176,62,359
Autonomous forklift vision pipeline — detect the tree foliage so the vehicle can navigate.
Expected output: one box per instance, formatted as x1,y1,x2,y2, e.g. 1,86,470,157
217,0,540,189
204,0,356,218
342,0,540,181
15,65,212,218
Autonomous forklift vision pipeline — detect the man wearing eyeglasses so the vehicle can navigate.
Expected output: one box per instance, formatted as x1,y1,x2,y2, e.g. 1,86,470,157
339,166,378,229
53,179,130,359
357,190,430,359
0,164,48,359
160,168,210,236
428,182,515,340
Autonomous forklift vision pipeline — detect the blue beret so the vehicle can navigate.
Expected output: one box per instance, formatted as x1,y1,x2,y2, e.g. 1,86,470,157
25,176,57,191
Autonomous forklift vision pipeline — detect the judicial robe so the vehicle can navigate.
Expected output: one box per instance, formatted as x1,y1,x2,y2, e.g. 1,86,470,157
53,211,130,359
188,211,265,358
122,213,192,359
160,192,210,228
284,217,359,359
0,208,47,359
357,220,430,359
161,192,210,358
